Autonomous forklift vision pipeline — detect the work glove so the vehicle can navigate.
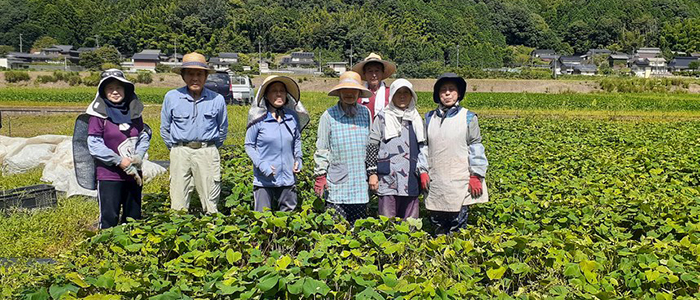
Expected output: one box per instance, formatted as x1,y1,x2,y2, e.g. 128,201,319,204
469,175,483,198
123,164,138,176
131,153,144,168
314,175,327,197
420,173,430,191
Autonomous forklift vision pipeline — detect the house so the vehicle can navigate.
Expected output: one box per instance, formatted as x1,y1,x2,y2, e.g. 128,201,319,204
581,49,611,62
125,49,161,72
326,62,347,75
668,57,699,72
553,56,583,75
209,57,229,71
647,57,669,76
6,52,60,64
76,47,97,53
573,64,598,76
42,45,72,56
531,49,556,58
635,47,662,59
219,53,239,64
630,58,651,77
536,54,559,63
281,52,316,68
0,57,28,69
164,53,182,63
608,53,630,69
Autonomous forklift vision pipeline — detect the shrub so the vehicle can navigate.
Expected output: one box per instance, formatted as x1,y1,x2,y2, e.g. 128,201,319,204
155,63,171,73
35,75,58,84
135,71,153,84
5,71,31,83
66,75,82,86
82,72,101,86
100,63,121,71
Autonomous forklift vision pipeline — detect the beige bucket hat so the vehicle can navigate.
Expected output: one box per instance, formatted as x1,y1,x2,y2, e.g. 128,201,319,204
328,71,373,98
173,52,215,74
351,52,397,80
255,75,300,103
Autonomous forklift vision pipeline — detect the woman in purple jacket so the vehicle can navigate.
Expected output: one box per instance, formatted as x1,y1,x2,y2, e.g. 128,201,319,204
86,69,150,229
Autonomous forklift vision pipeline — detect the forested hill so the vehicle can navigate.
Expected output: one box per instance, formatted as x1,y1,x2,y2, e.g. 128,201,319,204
1,0,699,68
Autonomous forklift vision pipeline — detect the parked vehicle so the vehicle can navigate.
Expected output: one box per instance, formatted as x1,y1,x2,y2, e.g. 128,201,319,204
230,75,255,105
204,71,234,104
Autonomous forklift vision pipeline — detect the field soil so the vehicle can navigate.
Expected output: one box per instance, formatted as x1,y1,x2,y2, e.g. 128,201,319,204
4,71,700,94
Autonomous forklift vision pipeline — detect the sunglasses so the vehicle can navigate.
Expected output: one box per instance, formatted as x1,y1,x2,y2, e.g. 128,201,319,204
101,69,125,79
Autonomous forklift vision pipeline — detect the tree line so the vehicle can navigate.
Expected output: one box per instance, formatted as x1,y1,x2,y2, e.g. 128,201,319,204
1,0,699,77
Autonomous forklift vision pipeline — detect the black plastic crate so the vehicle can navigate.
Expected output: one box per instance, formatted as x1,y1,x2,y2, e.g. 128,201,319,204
0,184,57,210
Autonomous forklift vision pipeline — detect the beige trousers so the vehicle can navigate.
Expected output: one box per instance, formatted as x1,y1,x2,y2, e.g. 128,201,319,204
169,145,221,214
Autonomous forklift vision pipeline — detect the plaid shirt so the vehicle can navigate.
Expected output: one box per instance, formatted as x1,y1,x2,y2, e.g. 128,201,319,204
314,103,371,204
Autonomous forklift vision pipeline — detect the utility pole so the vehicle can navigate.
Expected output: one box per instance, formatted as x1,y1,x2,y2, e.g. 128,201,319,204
457,44,460,68
258,39,262,75
174,38,178,61
19,34,23,53
350,43,354,66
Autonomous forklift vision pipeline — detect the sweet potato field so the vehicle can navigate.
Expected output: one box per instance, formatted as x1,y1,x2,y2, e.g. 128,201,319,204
1,90,700,299
10,117,699,300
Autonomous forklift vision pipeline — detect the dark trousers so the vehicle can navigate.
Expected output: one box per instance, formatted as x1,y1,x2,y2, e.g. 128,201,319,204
253,186,297,212
378,195,420,219
326,202,367,225
97,180,142,229
429,205,469,236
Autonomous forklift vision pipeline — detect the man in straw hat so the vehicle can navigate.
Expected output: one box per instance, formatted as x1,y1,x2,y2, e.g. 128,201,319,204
160,52,228,214
314,71,373,225
351,52,396,120
245,75,309,212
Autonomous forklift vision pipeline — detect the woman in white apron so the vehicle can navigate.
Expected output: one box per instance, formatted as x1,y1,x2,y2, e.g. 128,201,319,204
424,73,489,235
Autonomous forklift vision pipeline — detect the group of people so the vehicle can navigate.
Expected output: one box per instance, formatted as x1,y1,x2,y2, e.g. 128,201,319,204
86,51,489,235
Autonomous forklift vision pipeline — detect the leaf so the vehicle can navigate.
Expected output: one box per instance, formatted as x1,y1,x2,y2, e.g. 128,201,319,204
256,273,280,292
356,287,385,300
486,266,507,280
287,279,304,295
95,272,116,289
226,249,242,264
564,263,581,278
124,243,143,252
579,260,598,284
82,295,121,300
65,272,91,288
49,284,79,299
508,262,531,274
24,287,50,300
302,278,330,297
645,270,661,282
276,255,292,270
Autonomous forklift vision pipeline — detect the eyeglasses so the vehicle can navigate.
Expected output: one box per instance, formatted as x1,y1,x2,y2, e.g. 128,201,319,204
101,69,125,79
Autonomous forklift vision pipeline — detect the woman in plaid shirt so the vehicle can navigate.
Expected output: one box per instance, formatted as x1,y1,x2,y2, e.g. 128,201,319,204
313,71,373,225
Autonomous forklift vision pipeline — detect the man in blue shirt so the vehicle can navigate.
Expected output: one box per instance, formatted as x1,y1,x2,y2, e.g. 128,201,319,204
160,52,228,214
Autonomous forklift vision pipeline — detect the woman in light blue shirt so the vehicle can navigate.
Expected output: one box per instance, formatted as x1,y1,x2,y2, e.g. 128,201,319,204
245,76,309,212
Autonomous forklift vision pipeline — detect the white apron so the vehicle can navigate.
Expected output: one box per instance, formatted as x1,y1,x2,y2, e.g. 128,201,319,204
426,108,488,212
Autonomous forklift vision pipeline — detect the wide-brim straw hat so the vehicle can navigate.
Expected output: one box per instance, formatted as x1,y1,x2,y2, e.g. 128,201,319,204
173,52,215,74
432,72,466,103
351,52,397,81
255,75,300,103
328,71,373,98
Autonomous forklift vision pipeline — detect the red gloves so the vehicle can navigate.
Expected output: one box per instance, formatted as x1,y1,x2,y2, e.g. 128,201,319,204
314,175,327,197
420,173,430,191
469,175,483,197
